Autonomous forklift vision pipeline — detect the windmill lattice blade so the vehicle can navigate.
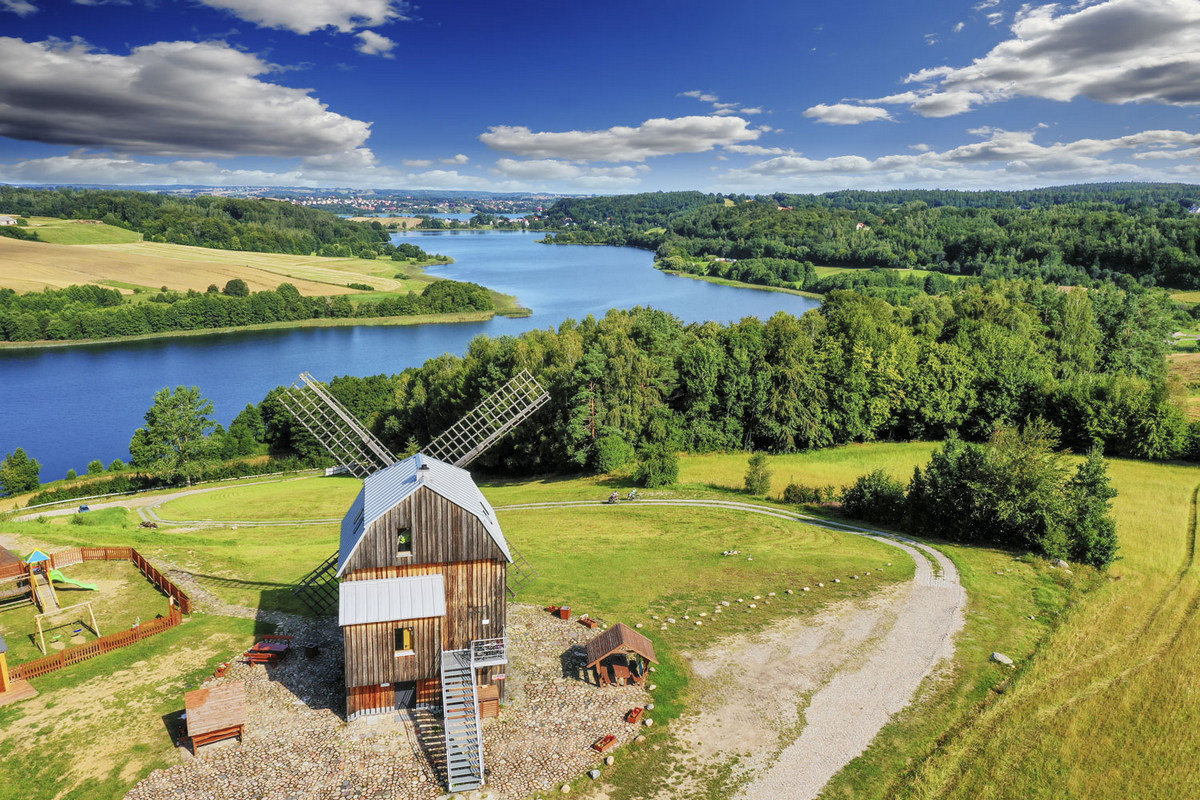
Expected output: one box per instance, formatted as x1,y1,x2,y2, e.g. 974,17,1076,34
292,551,339,615
425,369,550,468
277,372,397,478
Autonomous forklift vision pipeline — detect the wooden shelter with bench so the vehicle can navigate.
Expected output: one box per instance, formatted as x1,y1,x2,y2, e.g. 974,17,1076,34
585,623,659,687
184,681,247,749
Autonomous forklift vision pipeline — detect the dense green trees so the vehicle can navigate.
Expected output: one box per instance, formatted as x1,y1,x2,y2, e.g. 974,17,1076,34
0,280,494,342
252,278,1187,481
0,447,41,496
540,186,1200,289
129,386,217,484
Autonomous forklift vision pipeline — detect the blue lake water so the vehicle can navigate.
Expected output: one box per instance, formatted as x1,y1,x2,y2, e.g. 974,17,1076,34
0,231,818,481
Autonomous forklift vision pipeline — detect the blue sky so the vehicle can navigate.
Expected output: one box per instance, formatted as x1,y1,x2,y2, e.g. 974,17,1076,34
1,0,1198,193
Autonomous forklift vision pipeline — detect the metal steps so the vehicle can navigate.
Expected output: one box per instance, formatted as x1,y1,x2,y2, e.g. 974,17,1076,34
440,649,484,792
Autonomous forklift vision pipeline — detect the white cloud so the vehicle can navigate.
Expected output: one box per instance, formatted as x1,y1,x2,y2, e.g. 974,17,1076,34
1,0,36,15
492,158,647,188
986,11,1005,25
953,21,965,33
196,0,408,34
355,30,395,57
402,158,433,167
479,116,761,162
973,0,1000,9
440,153,469,165
724,144,797,156
0,153,311,186
0,37,372,159
721,127,1200,190
680,90,766,117
803,103,892,125
900,0,1200,114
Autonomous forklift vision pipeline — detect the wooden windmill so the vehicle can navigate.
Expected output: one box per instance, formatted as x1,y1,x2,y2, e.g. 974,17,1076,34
277,369,549,792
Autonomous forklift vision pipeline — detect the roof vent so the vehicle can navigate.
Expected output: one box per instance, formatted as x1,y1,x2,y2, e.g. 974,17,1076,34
416,453,430,471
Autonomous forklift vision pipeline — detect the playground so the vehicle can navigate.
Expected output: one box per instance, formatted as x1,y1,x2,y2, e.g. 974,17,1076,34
0,548,181,666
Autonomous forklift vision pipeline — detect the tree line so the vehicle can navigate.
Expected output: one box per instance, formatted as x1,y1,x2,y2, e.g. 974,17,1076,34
0,187,415,258
0,280,494,342
538,185,1200,289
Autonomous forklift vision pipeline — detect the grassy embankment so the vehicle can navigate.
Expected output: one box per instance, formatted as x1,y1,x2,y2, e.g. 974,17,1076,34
658,258,966,300
0,218,526,347
1,444,1193,799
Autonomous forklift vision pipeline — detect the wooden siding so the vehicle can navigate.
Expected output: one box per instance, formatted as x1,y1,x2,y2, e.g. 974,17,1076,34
347,684,392,717
416,678,441,706
342,487,505,574
343,616,441,687
343,560,507,653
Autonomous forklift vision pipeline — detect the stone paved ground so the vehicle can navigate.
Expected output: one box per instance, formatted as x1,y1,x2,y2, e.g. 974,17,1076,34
126,605,651,800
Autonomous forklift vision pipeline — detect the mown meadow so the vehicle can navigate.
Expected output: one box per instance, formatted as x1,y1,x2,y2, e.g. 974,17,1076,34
0,444,1194,799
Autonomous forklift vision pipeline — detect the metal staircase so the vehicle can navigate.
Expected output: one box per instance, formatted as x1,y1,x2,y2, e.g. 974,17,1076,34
440,649,485,792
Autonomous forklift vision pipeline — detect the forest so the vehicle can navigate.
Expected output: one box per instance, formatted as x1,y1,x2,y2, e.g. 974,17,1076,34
0,187,416,259
245,279,1192,478
539,185,1200,289
0,280,494,342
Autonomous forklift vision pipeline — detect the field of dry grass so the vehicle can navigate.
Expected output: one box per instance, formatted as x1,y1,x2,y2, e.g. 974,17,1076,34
0,237,437,296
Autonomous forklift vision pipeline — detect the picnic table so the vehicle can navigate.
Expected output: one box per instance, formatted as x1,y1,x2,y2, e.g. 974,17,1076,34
245,635,292,665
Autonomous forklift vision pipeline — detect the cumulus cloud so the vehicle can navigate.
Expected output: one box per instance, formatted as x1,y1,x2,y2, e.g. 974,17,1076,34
901,0,1200,113
479,116,761,162
1,0,36,15
0,152,311,186
803,103,892,125
722,127,1200,190
724,144,798,156
355,30,395,57
0,37,372,159
440,153,469,165
491,158,649,188
953,21,965,32
196,0,408,34
402,158,433,167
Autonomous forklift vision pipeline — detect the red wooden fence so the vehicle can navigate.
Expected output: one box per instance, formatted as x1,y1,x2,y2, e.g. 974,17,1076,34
6,545,192,681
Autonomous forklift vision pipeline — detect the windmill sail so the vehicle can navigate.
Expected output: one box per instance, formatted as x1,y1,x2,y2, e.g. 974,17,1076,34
276,372,396,478
425,369,551,468
282,368,550,613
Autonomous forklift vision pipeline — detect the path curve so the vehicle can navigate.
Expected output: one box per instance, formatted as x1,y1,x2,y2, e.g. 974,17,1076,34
502,499,966,800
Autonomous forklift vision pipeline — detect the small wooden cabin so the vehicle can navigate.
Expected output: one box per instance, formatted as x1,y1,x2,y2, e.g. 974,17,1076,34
338,453,511,720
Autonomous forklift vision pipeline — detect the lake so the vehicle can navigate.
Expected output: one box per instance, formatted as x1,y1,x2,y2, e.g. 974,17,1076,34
0,231,818,482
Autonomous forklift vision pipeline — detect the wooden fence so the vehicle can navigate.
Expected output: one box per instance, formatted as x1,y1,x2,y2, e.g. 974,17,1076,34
7,545,192,681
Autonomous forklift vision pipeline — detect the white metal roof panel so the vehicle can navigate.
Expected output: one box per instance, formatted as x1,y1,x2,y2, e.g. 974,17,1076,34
337,453,512,575
338,574,447,626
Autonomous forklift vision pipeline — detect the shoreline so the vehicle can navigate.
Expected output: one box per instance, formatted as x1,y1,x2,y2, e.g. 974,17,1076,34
0,306,532,351
659,268,824,300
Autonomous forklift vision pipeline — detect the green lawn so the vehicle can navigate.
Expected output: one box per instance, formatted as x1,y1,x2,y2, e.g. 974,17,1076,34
156,475,362,521
24,216,142,245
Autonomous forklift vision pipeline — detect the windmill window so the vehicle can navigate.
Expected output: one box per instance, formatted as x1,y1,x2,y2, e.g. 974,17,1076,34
394,627,414,656
397,526,413,556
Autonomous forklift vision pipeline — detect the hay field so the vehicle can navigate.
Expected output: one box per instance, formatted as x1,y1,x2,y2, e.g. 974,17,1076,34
0,237,429,296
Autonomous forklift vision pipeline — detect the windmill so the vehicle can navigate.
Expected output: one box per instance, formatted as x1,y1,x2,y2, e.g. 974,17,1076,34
278,368,549,615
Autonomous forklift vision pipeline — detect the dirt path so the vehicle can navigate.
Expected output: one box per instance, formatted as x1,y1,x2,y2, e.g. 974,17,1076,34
502,500,966,800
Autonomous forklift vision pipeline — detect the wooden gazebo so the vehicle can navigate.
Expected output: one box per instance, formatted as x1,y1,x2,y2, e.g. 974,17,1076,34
185,681,247,750
584,623,659,686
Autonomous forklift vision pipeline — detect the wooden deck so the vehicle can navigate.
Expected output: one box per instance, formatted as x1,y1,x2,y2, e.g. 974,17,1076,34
0,679,38,707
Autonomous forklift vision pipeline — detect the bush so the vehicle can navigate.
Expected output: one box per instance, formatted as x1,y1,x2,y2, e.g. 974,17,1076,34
87,459,105,475
841,469,908,525
634,445,679,488
223,278,249,297
108,459,126,472
744,452,772,495
347,282,375,291
781,482,838,504
65,468,77,480
592,434,634,473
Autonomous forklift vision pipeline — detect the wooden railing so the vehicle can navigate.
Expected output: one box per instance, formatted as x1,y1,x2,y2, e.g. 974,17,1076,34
10,606,182,681
6,545,192,681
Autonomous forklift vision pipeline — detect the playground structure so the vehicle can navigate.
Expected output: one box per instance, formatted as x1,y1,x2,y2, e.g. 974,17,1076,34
0,545,192,683
0,547,99,615
34,600,100,654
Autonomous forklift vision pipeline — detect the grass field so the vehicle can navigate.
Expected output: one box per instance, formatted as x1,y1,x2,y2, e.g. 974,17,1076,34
23,216,142,245
1168,351,1200,419
0,444,1195,799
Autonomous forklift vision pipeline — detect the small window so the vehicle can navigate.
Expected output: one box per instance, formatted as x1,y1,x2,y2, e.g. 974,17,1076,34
397,526,412,556
394,627,414,656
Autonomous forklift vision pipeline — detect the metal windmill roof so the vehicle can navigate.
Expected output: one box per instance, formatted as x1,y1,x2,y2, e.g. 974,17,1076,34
337,453,511,576
339,574,447,626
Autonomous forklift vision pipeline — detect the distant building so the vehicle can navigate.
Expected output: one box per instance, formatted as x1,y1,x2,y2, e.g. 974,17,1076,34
0,216,17,226
855,222,869,231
